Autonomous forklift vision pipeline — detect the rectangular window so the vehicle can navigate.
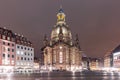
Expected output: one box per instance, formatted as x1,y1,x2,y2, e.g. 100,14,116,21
3,47,5,52
2,35,6,40
17,46,19,48
21,47,23,49
8,48,10,51
11,60,14,65
17,51,20,54
12,44,14,46
17,57,19,60
12,55,14,58
24,52,26,55
53,52,56,63
21,57,23,60
3,54,5,57
7,37,10,40
12,49,14,52
3,42,5,45
8,54,10,58
8,43,10,46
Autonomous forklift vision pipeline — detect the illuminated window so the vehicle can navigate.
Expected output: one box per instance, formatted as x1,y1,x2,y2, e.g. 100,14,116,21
2,35,6,39
17,62,19,65
53,51,56,63
72,54,75,64
7,37,10,40
59,52,63,63
17,51,20,54
66,53,69,63
48,53,50,63
11,60,14,65
21,51,23,55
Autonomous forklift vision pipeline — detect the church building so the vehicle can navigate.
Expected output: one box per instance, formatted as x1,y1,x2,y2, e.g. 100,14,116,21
42,7,82,71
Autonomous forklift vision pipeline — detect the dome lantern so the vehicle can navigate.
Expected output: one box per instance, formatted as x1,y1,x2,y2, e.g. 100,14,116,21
57,7,66,24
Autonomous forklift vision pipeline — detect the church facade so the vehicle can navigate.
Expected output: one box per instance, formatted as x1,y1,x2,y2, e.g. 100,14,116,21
42,8,82,71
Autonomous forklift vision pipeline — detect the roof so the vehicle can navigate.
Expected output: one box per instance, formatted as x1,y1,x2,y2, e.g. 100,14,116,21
112,44,120,53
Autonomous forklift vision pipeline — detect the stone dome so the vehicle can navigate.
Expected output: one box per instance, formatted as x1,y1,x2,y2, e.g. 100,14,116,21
50,8,72,42
51,25,72,41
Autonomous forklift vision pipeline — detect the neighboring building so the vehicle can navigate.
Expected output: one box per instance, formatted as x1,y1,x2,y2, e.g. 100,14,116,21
112,45,120,70
82,57,89,70
89,58,101,70
104,51,112,68
34,58,40,72
41,7,82,71
0,27,34,73
103,45,120,71
15,34,34,72
82,57,103,71
0,27,16,72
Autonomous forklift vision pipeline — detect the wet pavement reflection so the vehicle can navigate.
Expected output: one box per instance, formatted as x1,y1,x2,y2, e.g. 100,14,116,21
0,71,120,80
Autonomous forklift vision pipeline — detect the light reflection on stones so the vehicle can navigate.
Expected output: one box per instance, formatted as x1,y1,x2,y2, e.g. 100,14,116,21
0,71,119,80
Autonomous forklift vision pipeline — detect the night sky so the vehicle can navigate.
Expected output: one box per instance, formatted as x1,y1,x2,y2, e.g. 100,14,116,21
0,0,120,58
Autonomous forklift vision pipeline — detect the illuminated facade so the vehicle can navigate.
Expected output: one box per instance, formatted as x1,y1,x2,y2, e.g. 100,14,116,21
104,46,120,67
104,51,112,68
0,27,34,73
112,45,120,69
0,27,16,72
15,34,34,72
103,46,120,71
89,58,101,70
42,8,82,71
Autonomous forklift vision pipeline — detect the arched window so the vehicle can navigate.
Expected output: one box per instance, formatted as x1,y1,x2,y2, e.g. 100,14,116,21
59,52,63,63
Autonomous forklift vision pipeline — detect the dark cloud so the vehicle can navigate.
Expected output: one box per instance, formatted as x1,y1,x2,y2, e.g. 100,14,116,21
0,0,120,58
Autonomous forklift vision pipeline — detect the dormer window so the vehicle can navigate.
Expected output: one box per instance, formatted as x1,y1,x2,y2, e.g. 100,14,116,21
7,37,10,41
2,35,6,40
8,32,11,36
